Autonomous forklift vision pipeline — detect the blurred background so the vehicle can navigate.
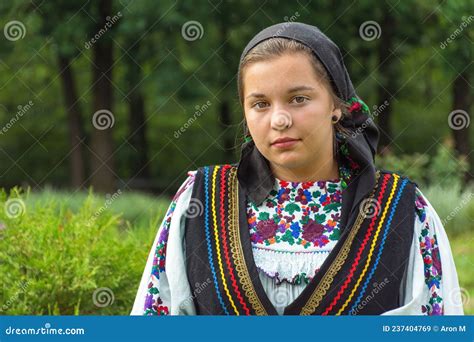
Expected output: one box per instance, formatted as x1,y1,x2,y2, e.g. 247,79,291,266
0,0,472,315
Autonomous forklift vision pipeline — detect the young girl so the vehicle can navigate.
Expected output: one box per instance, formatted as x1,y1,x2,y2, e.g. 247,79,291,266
131,22,463,315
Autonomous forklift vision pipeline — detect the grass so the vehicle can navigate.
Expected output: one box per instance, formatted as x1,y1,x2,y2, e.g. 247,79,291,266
450,232,474,315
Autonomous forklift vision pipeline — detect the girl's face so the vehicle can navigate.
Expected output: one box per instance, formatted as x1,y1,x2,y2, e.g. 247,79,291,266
242,52,341,178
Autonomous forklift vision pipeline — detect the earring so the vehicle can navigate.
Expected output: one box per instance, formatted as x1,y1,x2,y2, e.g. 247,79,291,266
331,115,340,124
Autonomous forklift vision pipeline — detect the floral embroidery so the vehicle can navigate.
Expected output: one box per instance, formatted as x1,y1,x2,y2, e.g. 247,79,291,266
347,97,370,114
248,166,351,284
144,203,175,315
248,177,343,249
144,173,195,315
336,132,360,175
416,188,444,315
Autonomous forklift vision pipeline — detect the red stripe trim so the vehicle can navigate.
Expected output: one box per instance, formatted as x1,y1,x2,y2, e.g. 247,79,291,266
322,173,391,315
219,165,251,315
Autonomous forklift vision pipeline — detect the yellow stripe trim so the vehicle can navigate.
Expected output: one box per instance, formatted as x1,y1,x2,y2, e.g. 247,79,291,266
336,174,399,315
211,166,239,315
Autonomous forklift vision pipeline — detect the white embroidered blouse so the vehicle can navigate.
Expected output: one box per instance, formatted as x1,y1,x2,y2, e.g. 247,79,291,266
131,170,464,316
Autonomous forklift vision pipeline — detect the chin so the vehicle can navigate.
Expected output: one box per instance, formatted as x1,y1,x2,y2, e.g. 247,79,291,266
270,154,308,169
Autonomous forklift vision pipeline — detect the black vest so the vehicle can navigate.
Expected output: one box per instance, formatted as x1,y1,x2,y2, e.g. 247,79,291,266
184,164,416,315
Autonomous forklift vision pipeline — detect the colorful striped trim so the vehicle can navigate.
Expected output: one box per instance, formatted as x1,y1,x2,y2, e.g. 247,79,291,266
348,177,409,314
321,173,392,315
333,174,400,314
203,165,260,315
204,166,229,315
211,166,239,314
218,165,251,315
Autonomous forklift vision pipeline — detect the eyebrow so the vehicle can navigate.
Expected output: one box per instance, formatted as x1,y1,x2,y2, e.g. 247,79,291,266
287,85,315,93
245,85,315,100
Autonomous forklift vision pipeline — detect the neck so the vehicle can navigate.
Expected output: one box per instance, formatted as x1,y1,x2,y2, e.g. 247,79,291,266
270,158,339,182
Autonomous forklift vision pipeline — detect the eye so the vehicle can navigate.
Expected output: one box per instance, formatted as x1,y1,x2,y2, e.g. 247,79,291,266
291,96,309,104
252,101,269,109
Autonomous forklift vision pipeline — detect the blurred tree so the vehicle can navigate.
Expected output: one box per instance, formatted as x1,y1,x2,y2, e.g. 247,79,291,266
0,0,472,191
31,0,94,188
89,0,117,193
117,1,152,187
436,1,473,182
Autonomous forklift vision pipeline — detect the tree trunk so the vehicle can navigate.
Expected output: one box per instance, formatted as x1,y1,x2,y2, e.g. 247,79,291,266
57,54,86,188
125,41,150,185
376,11,398,155
451,70,472,183
90,0,116,193
216,13,234,156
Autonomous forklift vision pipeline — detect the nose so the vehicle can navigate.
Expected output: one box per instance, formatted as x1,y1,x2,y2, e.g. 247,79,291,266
271,109,292,131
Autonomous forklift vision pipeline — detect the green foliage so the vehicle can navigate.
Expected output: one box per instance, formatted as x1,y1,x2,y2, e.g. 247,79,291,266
376,152,430,185
376,141,469,188
0,187,162,315
426,143,470,187
421,181,474,236
0,0,472,194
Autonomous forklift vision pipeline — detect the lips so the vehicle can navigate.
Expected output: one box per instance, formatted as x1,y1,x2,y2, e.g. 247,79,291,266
271,137,300,145
271,137,301,149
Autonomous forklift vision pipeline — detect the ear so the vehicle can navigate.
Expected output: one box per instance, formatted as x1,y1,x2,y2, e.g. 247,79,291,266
332,107,342,120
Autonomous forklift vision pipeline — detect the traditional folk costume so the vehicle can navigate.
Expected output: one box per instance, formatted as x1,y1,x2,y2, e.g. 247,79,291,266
131,23,463,316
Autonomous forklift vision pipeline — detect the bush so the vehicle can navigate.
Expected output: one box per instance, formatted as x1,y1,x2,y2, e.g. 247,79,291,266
376,140,469,188
376,152,430,185
421,182,474,236
0,188,163,315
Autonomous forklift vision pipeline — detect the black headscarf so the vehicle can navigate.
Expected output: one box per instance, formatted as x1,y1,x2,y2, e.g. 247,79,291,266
236,22,380,232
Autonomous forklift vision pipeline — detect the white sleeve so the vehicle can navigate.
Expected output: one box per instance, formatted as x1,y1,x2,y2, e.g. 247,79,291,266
383,187,464,315
130,171,197,315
